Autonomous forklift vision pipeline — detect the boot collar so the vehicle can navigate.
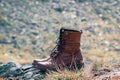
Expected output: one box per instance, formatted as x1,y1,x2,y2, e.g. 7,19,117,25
60,28,82,33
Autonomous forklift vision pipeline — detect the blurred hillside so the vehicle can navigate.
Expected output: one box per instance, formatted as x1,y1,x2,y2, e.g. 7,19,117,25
0,0,120,64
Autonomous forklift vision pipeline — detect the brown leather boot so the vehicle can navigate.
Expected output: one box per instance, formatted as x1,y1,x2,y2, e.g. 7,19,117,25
32,28,83,70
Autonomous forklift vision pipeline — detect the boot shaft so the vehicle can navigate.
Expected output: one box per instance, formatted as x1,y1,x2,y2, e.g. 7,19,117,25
60,28,82,43
59,28,82,54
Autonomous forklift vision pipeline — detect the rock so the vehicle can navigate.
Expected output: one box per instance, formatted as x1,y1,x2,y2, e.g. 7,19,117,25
112,75,120,80
84,26,96,35
23,72,33,79
0,62,21,77
0,62,43,79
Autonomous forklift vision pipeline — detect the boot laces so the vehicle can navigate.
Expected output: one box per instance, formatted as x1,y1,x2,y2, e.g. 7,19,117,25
50,31,64,58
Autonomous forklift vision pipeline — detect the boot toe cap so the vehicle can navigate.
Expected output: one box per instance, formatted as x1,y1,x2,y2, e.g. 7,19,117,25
33,61,56,70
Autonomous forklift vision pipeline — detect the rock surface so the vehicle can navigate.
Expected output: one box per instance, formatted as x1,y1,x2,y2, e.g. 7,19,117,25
0,62,44,80
92,65,120,80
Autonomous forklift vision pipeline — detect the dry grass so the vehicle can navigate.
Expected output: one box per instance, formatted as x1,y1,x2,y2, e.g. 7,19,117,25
45,60,120,80
0,46,35,64
83,49,119,63
45,69,84,80
45,63,95,80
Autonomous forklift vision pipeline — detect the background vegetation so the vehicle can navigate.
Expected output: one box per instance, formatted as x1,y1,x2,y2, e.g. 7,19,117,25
0,0,120,64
